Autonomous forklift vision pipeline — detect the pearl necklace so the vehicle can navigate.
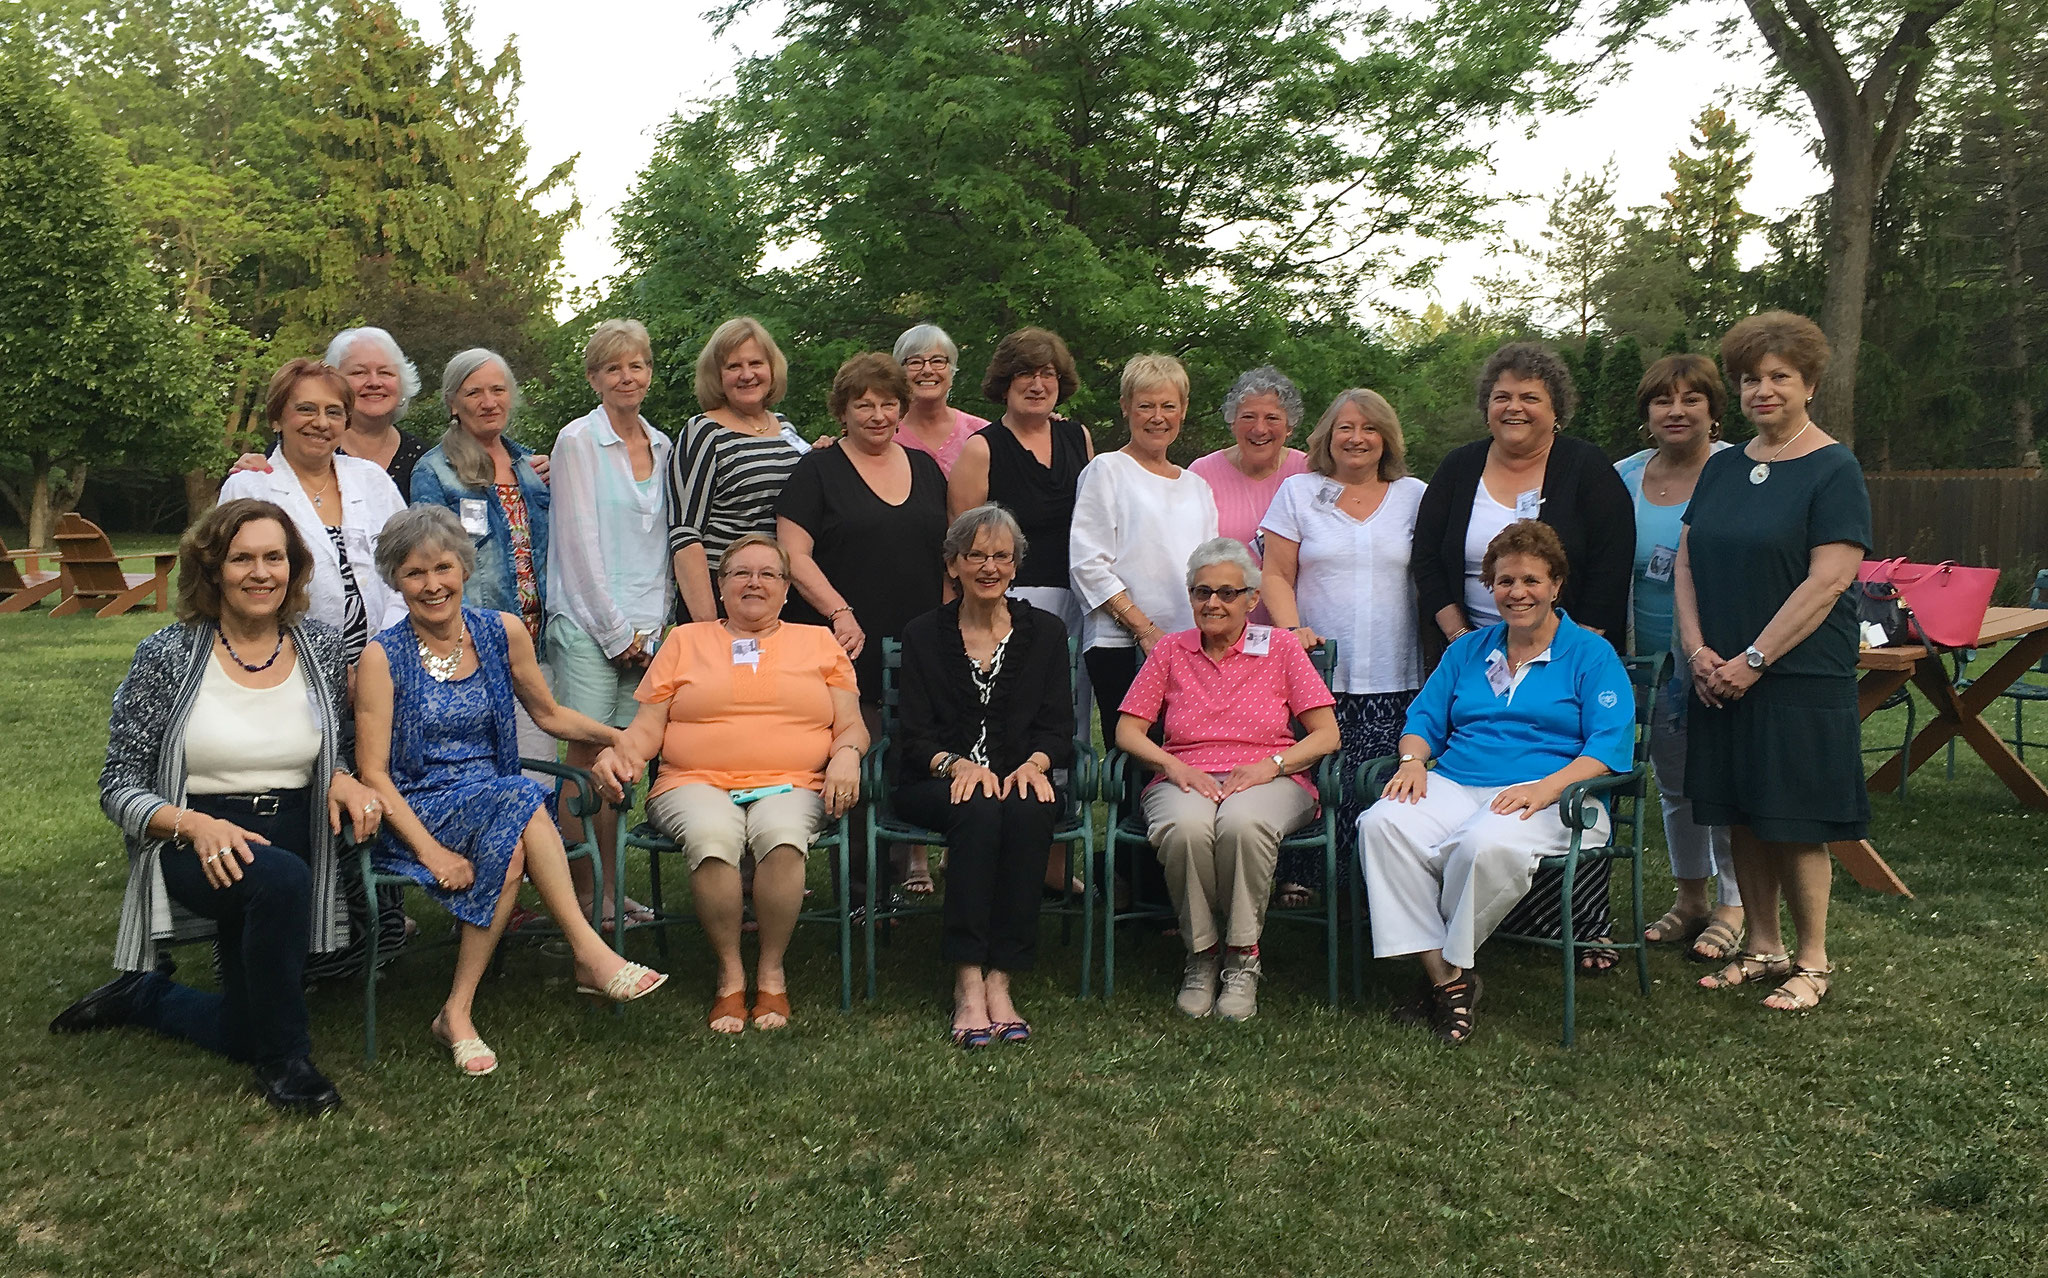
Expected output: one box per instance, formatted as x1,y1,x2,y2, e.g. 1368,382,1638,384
418,626,468,681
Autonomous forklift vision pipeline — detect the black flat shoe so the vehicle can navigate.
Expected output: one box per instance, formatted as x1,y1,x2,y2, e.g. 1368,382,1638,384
49,971,151,1034
252,1057,341,1116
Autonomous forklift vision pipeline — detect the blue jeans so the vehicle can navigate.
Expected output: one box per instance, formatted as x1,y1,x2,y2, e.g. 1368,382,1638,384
128,790,315,1066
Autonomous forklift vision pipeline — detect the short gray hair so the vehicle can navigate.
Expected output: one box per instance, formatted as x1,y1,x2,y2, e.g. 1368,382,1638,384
326,327,421,416
893,323,960,365
1185,537,1261,591
375,504,476,587
1222,365,1303,429
942,503,1029,565
441,348,519,420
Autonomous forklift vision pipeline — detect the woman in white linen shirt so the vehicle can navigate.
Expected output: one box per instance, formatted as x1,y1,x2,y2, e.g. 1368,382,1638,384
1260,388,1425,902
544,319,674,922
1068,354,1221,745
218,359,408,664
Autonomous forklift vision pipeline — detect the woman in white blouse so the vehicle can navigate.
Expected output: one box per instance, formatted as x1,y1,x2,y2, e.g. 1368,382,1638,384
1260,389,1426,903
544,318,674,924
1068,354,1221,745
218,358,408,665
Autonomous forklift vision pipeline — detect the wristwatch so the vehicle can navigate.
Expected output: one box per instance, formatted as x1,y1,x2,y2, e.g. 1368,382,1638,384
1399,753,1422,765
1269,753,1287,775
1744,645,1767,670
934,752,961,778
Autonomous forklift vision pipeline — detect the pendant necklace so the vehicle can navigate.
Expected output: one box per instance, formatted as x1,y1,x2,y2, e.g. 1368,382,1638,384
419,627,469,681
1748,420,1814,485
221,629,285,672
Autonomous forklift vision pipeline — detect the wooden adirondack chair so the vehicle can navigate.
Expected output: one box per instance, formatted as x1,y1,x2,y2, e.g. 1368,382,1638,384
48,514,176,618
0,534,65,613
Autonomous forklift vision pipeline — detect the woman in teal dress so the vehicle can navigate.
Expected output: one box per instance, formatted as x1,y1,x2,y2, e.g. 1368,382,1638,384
1674,312,1871,1013
356,506,667,1077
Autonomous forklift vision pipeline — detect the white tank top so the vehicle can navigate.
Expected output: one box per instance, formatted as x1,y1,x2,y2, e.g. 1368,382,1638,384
183,648,321,794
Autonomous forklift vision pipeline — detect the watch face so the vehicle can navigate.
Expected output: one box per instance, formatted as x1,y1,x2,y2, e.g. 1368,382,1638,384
1746,648,1764,668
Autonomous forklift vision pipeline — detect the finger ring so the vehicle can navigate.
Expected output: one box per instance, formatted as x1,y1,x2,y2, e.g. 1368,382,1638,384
204,853,220,864
363,802,378,815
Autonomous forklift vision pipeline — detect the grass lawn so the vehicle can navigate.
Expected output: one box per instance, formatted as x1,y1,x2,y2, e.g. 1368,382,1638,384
2,602,2044,1277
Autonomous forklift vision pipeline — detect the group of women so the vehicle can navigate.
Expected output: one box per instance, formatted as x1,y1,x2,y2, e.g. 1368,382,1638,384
51,306,1873,1105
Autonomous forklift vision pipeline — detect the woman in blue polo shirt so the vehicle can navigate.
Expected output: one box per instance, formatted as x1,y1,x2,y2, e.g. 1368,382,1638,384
1358,520,1635,1043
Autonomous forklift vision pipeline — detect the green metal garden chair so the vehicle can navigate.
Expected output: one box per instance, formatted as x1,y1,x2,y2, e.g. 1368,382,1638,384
354,757,608,1063
858,636,1098,1000
1351,655,1657,1047
1098,641,1345,1005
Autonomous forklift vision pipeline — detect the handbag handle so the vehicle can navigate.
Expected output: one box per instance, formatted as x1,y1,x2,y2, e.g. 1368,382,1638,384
1886,560,1960,586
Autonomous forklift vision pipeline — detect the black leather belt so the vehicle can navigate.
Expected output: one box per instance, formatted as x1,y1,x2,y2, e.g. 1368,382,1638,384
195,789,307,816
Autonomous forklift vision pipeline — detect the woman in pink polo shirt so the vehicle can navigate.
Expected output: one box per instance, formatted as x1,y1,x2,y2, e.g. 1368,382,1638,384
1114,538,1341,1022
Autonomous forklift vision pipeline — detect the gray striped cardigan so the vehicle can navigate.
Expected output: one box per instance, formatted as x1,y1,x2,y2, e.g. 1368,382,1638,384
101,619,352,971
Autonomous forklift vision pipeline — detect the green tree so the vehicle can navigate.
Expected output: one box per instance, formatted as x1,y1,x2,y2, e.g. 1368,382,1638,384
0,30,207,545
1479,162,1622,340
576,0,1589,438
1659,106,1763,342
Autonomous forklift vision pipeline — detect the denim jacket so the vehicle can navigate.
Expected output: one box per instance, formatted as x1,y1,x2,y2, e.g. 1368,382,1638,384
411,438,551,624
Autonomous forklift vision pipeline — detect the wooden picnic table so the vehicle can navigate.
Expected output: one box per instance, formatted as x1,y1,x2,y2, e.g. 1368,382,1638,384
1832,607,2048,898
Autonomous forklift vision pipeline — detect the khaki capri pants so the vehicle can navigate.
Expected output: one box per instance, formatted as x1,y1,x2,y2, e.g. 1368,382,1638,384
647,784,827,871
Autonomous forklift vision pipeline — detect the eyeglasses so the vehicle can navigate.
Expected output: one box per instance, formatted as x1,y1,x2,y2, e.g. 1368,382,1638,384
901,355,951,371
724,568,785,583
1189,585,1254,603
959,550,1015,566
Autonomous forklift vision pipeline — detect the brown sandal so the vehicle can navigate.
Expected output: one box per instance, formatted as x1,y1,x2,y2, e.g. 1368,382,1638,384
1764,965,1834,1011
1687,918,1745,964
1429,971,1483,1044
1696,951,1790,991
750,990,792,1031
707,990,748,1034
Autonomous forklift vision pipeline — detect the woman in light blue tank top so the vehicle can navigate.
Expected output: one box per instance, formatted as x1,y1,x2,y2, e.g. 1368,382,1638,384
1615,354,1743,964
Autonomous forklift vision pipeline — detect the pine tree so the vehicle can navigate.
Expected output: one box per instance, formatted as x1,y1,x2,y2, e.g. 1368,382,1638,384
1660,107,1763,343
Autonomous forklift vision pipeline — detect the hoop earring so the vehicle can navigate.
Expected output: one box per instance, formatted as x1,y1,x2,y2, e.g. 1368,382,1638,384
1709,421,1722,441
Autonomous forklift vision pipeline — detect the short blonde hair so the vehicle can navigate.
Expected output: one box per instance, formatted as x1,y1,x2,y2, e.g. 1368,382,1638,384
1306,389,1407,481
585,318,653,374
694,317,788,411
718,532,791,578
1119,353,1189,405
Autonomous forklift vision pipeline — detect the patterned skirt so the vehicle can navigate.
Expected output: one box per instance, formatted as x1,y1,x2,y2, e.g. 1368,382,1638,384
1278,689,1414,893
373,775,551,926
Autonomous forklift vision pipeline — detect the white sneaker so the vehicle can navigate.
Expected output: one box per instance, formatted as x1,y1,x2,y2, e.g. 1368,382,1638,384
1215,952,1262,1022
1176,951,1221,1017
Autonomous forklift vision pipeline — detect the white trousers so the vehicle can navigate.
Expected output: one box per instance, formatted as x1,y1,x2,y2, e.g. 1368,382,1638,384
1358,777,1611,970
1648,686,1739,907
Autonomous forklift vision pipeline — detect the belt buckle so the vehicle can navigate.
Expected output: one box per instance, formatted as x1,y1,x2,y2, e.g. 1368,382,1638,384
252,794,280,817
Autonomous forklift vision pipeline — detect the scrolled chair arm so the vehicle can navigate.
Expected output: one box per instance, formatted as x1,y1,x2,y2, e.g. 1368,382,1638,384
1557,770,1635,831
517,756,610,820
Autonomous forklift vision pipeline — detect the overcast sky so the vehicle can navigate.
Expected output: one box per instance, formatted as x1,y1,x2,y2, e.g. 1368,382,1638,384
402,1,1829,326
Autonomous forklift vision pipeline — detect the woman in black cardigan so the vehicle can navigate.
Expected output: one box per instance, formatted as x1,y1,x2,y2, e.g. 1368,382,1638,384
896,504,1075,1048
1411,342,1634,665
1409,342,1636,967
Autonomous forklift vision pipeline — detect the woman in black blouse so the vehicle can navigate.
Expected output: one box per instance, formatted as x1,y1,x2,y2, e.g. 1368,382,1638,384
1409,341,1635,966
896,505,1075,1048
1411,341,1634,663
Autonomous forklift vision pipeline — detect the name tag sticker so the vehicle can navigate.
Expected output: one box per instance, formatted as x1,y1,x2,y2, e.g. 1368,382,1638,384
1240,625,1272,656
731,638,759,667
1514,489,1543,519
1646,543,1676,584
459,498,489,536
1485,650,1513,696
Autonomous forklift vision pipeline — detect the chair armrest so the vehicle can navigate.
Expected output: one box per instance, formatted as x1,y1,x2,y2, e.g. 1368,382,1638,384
1069,740,1098,803
1558,768,1640,831
862,735,891,794
519,756,605,819
1353,755,1400,805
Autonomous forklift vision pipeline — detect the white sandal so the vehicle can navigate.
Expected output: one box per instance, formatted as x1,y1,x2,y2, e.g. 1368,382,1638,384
577,960,669,1004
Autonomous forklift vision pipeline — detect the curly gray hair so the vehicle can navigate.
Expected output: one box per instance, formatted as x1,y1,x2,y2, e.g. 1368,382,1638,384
1221,365,1303,430
374,504,476,588
1184,537,1261,591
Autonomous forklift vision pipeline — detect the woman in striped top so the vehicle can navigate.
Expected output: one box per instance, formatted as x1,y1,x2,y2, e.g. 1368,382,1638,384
666,317,813,623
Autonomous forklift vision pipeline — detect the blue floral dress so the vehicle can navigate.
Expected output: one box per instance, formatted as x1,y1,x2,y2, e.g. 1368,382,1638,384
372,608,549,926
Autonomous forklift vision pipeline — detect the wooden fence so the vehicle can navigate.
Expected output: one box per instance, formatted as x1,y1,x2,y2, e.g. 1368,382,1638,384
1865,474,2045,576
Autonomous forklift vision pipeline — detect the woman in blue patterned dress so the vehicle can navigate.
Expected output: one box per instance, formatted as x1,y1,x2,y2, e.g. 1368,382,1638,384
356,507,667,1076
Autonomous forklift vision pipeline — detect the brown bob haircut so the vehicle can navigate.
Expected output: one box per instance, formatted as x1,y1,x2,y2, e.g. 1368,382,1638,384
1636,353,1728,427
1720,310,1830,385
1480,518,1570,588
1475,341,1578,428
828,352,912,421
265,357,353,428
176,498,315,625
981,326,1079,406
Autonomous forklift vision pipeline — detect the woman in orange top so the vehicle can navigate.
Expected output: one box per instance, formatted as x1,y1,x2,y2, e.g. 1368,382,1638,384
593,534,866,1033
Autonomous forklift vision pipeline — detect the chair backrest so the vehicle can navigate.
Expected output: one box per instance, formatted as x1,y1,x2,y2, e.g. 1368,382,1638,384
0,533,30,592
53,513,131,595
1608,655,1661,845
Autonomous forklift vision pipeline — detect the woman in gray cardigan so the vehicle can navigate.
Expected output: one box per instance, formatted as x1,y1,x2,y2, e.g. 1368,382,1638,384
50,499,383,1116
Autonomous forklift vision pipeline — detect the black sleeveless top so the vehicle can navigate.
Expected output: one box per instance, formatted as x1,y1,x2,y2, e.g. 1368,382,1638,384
978,417,1088,588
